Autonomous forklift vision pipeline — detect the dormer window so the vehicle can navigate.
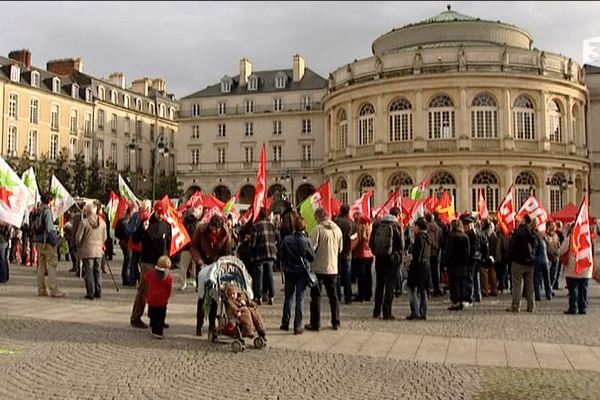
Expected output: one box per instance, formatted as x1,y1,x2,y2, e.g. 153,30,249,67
136,98,142,111
221,76,232,93
123,95,130,108
52,77,61,94
169,107,175,120
275,72,287,89
71,84,79,99
10,65,20,82
31,71,40,88
98,86,105,100
149,102,155,115
159,104,166,118
85,88,92,102
110,90,117,104
248,76,258,91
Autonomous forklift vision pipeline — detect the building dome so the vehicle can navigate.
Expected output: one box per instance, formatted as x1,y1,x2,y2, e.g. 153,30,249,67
372,6,533,56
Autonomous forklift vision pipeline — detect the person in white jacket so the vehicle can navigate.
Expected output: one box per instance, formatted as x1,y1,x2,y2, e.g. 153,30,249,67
558,223,593,315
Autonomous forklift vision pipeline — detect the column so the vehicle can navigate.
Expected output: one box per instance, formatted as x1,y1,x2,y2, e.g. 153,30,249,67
376,168,385,207
346,170,355,206
459,88,468,138
568,168,576,205
460,166,469,213
376,94,385,143
502,89,511,137
504,166,514,196
565,96,574,144
541,167,550,210
346,100,356,156
540,90,548,141
414,91,424,139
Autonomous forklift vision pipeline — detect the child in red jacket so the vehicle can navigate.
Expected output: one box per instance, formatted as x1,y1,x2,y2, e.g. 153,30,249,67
145,255,173,339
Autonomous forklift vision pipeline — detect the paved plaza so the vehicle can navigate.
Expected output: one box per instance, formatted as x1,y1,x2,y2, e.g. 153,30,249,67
2,255,600,399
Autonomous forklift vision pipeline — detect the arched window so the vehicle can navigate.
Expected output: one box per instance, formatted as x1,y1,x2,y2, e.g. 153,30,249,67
514,95,535,140
213,185,231,203
430,171,457,201
336,177,348,205
389,98,412,141
358,174,375,207
572,104,580,145
358,103,374,145
428,94,455,139
390,172,413,198
98,86,105,100
471,170,499,213
548,99,562,142
515,171,536,207
338,110,348,150
548,172,567,213
471,94,498,138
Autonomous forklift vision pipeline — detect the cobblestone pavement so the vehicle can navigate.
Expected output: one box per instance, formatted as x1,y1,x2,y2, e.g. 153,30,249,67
1,258,600,399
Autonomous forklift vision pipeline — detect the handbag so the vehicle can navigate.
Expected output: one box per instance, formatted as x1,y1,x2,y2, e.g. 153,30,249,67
301,257,319,288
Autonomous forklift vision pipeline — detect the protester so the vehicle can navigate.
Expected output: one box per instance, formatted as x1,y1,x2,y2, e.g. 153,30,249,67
480,219,498,297
406,218,431,320
506,215,538,313
278,213,315,335
533,223,553,302
425,213,443,297
125,200,152,287
462,216,488,305
334,204,357,304
0,221,11,283
494,224,511,293
76,203,107,300
443,219,470,310
249,208,279,305
115,206,133,286
553,220,565,290
305,207,343,331
559,223,592,315
179,207,201,290
67,207,82,276
352,215,374,303
145,255,174,339
370,207,403,320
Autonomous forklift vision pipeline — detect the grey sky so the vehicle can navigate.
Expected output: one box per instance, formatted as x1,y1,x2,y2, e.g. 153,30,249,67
1,1,599,99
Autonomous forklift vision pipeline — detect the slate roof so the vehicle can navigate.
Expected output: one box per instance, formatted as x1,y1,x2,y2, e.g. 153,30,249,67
584,64,600,74
182,67,327,99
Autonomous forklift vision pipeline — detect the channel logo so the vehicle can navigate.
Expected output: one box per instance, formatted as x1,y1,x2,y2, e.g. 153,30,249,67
583,37,600,64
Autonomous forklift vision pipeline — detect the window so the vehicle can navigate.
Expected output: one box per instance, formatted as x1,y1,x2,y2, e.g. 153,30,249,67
548,173,568,213
97,139,104,164
149,102,155,115
217,147,226,164
221,80,231,93
136,120,142,136
389,98,413,141
124,117,130,136
98,86,105,100
31,71,40,88
548,100,562,142
218,102,226,115
245,122,253,136
70,109,78,134
358,175,376,203
273,145,282,162
84,140,91,164
515,171,536,208
428,94,455,139
192,104,201,116
302,144,312,161
471,94,498,138
301,119,311,134
471,171,499,213
390,172,414,198
49,134,59,161
273,98,282,112
51,104,60,131
85,112,92,136
136,98,142,111
29,98,39,124
97,109,104,129
514,95,535,140
429,171,457,201
245,100,254,114
190,148,201,164
191,125,200,139
28,129,37,158
159,104,166,118
275,73,287,89
124,144,130,167
150,124,155,142
8,94,18,119
69,137,77,161
217,124,226,137
111,114,117,132
339,110,348,150
10,65,20,82
7,126,17,155
123,95,130,108
301,96,312,110
110,90,117,104
71,84,79,99
244,147,254,163
52,77,60,94
358,103,375,145
110,143,118,166
248,77,258,91
273,120,282,135
85,88,92,102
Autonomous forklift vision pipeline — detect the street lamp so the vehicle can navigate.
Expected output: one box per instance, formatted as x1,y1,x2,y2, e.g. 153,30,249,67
281,169,295,207
128,133,169,202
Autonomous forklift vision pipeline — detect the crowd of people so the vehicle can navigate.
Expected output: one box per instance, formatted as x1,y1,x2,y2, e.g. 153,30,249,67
1,193,595,341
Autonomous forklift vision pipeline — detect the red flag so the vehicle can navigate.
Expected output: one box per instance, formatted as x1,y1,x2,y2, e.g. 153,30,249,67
434,191,455,224
423,194,436,214
265,196,274,213
349,189,374,221
201,206,223,224
177,190,203,214
315,181,332,215
159,195,191,256
331,197,343,217
478,189,489,220
203,194,225,211
572,198,593,275
252,144,267,222
374,188,402,219
497,185,515,235
115,195,131,229
516,195,548,232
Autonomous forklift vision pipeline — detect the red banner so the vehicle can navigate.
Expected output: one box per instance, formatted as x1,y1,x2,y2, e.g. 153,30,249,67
497,185,515,235
252,144,267,221
478,189,489,220
573,198,593,275
159,195,191,256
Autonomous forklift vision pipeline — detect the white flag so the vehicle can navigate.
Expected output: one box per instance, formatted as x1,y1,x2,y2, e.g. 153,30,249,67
22,167,40,210
0,156,32,227
118,174,139,206
50,175,75,221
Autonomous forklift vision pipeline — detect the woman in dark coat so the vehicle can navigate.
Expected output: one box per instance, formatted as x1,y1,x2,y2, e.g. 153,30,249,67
442,219,471,310
407,218,431,320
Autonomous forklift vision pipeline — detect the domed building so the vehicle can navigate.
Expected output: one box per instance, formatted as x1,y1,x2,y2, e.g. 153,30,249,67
323,6,589,215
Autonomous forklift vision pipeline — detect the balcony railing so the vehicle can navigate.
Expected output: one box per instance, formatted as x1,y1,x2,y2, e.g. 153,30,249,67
178,102,323,119
179,159,322,174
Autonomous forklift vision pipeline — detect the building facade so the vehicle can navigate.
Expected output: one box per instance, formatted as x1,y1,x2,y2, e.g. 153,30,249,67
177,55,326,207
323,8,589,214
585,65,600,211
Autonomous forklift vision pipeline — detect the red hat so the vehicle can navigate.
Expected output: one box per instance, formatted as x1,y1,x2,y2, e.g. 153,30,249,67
154,202,167,214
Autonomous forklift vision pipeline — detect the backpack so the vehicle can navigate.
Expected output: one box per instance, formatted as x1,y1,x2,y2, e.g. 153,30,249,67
372,222,394,256
31,207,45,235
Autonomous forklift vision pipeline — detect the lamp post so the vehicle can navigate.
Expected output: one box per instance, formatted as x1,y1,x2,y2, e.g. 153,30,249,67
128,132,169,202
282,169,295,207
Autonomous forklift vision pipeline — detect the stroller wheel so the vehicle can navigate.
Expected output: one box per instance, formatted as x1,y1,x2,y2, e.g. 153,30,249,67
231,340,244,353
253,336,266,349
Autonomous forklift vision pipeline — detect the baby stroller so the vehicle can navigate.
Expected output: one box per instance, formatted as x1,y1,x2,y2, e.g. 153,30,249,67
202,256,266,352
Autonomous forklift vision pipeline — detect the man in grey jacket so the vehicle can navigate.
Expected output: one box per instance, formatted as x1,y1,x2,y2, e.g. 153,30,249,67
76,203,107,300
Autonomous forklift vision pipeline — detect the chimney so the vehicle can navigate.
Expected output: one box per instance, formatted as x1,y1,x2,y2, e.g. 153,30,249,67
239,57,252,86
46,57,84,76
293,54,306,82
151,78,166,93
131,78,152,96
109,72,126,89
9,49,32,68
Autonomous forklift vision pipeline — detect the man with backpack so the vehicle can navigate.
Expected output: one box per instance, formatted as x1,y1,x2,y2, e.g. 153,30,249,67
334,204,357,304
507,214,539,313
31,192,67,297
370,207,404,320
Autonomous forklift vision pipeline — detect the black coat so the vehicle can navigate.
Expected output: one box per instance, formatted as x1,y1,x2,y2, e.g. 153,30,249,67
140,214,172,264
442,231,470,277
407,230,431,290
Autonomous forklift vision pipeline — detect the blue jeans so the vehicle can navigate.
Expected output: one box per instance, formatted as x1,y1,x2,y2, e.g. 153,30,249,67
336,257,352,302
253,259,275,300
549,258,561,289
565,277,590,314
282,271,308,332
534,261,553,300
128,251,141,286
0,241,8,282
409,287,428,318
83,257,102,297
464,264,481,302
353,257,373,301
